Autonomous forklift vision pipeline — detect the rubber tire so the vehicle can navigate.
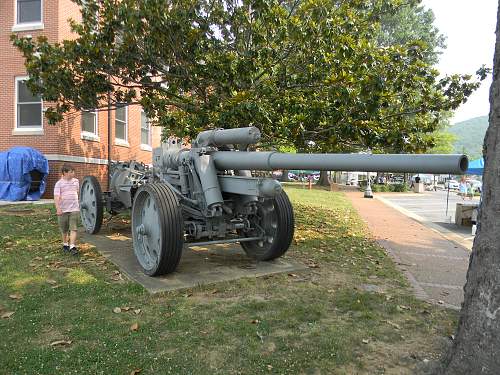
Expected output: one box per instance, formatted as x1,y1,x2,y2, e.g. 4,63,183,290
80,175,104,234
131,183,184,276
241,190,294,261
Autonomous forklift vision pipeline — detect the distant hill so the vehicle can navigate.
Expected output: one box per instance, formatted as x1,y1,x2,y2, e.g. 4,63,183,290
449,115,488,159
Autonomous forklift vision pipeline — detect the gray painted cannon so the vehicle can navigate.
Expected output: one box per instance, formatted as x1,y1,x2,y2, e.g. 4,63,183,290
80,127,468,276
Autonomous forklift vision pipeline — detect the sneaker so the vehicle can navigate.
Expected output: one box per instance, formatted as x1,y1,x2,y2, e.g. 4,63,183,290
62,245,70,253
70,247,79,256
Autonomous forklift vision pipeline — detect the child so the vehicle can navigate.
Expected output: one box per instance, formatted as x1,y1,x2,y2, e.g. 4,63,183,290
54,164,80,255
459,177,467,200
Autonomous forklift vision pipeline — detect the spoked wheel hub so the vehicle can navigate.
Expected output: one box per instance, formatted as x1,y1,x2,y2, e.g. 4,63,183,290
240,191,294,261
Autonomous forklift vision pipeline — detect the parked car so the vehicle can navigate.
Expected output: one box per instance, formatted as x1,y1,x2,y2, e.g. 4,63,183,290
445,180,460,190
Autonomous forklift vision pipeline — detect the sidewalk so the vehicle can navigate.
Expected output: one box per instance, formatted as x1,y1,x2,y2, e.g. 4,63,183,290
344,191,470,310
0,199,54,206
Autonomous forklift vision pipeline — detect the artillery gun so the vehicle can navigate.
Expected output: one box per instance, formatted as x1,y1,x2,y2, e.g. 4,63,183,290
80,127,468,276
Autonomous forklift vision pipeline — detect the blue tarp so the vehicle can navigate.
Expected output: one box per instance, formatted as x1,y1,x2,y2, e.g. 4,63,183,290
0,147,49,201
466,158,484,175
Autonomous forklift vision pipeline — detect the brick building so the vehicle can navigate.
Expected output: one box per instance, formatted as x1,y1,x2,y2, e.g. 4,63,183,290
0,0,161,197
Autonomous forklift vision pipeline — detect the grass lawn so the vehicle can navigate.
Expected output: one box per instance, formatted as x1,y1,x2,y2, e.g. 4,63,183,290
0,186,457,375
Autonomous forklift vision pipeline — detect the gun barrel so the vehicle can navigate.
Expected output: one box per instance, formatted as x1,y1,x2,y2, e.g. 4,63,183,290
194,127,261,147
212,152,468,175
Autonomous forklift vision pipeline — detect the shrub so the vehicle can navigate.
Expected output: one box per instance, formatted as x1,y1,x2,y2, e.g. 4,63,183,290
392,183,409,192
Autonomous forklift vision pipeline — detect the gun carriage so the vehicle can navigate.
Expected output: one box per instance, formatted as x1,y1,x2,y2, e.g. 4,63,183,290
79,127,468,276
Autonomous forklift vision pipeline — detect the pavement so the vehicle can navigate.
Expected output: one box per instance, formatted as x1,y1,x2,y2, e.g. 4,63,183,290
376,190,479,250
0,199,54,206
81,227,306,294
345,191,473,310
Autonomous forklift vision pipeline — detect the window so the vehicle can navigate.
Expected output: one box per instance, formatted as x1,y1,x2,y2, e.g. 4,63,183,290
81,110,97,136
115,104,128,142
141,111,151,146
16,0,42,24
16,77,43,129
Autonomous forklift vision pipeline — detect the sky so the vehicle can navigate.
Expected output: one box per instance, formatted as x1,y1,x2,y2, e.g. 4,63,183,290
421,0,497,123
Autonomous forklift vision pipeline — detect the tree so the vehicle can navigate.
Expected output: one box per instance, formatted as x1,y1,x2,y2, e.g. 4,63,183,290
427,112,457,155
437,3,500,374
12,0,485,156
317,1,449,185
377,2,446,64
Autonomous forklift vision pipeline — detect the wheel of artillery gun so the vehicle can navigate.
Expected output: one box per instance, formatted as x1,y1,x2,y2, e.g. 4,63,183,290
80,176,104,234
131,183,184,276
241,190,295,261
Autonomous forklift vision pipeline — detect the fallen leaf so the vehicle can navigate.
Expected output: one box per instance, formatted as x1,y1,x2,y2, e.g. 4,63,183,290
397,305,411,311
256,331,264,342
9,294,22,300
46,279,57,285
130,323,139,332
383,320,401,330
113,307,122,314
133,309,141,315
1,311,15,319
130,369,142,375
50,340,72,347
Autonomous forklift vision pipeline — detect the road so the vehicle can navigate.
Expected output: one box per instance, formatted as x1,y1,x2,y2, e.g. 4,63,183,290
375,190,479,250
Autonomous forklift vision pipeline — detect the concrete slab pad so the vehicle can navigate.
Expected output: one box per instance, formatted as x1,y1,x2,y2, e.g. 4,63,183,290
80,230,307,293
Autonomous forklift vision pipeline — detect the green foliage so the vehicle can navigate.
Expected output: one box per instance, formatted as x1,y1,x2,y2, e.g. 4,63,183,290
392,182,409,192
11,0,488,153
449,115,488,159
370,183,409,192
426,112,457,154
429,131,458,154
377,2,446,64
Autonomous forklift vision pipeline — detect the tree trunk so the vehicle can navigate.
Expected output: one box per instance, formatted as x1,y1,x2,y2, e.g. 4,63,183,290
316,170,330,186
438,4,500,373
280,170,290,182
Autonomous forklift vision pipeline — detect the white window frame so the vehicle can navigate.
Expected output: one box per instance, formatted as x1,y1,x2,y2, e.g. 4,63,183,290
114,104,129,146
81,109,99,141
12,0,44,32
140,110,152,151
14,76,43,132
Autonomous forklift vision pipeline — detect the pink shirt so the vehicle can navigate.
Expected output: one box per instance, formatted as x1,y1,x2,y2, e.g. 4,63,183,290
54,178,80,213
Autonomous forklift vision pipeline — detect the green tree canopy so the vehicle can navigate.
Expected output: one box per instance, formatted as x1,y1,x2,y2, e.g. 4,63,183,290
377,2,446,64
12,0,488,153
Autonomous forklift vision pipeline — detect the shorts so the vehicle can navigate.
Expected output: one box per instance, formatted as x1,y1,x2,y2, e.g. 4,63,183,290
58,211,80,233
